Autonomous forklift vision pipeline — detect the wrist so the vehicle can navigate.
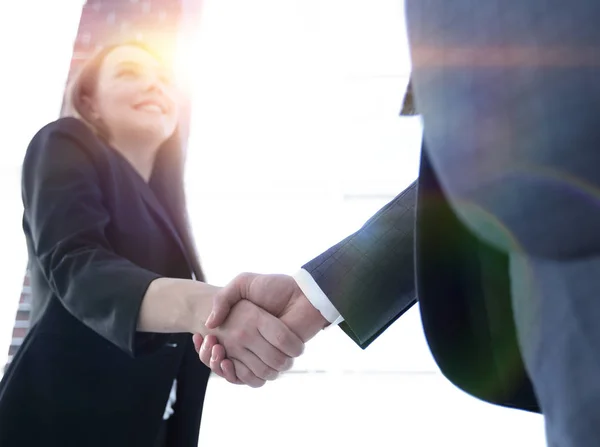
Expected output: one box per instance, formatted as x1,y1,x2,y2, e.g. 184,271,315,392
292,269,340,326
181,281,222,335
139,278,221,335
282,291,329,342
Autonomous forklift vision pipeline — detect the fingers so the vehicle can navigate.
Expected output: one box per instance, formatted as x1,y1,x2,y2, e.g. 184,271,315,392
192,333,204,352
209,344,226,369
204,340,253,385
197,335,227,380
257,314,305,359
197,335,248,385
226,302,303,375
194,333,227,380
206,273,258,329
198,334,215,366
206,298,305,386
225,320,291,375
236,348,280,381
220,359,238,383
248,329,296,373
210,345,243,384
230,358,267,388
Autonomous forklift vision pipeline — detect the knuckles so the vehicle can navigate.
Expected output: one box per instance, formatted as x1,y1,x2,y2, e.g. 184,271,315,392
238,368,265,388
271,353,292,372
231,328,251,346
275,330,304,358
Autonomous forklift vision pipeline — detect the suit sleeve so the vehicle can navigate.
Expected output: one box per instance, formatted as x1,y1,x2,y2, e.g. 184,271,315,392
302,182,418,349
22,119,162,356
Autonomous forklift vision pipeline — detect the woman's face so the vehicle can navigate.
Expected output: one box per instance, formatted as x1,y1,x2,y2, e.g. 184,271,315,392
89,45,179,147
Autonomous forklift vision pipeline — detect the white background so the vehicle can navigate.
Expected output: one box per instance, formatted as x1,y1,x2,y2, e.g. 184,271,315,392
0,1,545,445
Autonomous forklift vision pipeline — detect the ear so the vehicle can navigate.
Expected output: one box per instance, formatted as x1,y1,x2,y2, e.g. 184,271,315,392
81,94,101,120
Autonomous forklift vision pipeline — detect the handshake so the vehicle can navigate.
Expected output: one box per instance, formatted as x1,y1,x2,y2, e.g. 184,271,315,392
192,273,330,388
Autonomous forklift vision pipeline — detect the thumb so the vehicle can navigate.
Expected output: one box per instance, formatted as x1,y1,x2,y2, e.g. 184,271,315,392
205,273,257,329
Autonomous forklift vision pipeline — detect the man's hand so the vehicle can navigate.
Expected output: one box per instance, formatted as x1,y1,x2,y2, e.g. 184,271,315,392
195,273,329,385
202,298,305,388
205,273,302,329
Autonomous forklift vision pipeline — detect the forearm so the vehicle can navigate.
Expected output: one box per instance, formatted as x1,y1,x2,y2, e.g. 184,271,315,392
137,277,221,335
303,183,418,348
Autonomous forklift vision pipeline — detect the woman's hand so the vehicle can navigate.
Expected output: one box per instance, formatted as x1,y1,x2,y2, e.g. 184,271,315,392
192,272,329,386
195,300,304,388
193,334,238,384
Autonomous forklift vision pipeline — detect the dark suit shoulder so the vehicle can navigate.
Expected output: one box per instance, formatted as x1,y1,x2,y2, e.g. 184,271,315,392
24,118,107,175
36,117,95,139
29,117,102,155
22,118,106,204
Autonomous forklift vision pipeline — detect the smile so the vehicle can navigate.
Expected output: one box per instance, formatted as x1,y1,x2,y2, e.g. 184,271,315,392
133,101,167,114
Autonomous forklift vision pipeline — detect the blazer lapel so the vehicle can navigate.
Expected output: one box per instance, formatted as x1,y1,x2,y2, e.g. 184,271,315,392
107,146,196,277
137,185,196,277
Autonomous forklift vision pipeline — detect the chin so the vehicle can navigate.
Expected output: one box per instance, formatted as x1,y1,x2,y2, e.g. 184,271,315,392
138,120,177,143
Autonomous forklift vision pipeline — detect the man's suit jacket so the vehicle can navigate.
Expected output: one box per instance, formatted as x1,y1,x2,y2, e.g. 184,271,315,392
303,147,540,413
0,118,210,447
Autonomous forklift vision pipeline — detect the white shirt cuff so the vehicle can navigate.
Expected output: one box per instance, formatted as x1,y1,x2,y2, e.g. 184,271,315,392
292,268,345,327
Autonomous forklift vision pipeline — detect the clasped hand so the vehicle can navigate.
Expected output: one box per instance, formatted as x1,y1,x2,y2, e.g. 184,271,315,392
193,273,328,387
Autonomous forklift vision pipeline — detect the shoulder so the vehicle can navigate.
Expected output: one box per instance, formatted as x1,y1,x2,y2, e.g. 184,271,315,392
23,118,110,182
32,117,100,148
25,118,106,165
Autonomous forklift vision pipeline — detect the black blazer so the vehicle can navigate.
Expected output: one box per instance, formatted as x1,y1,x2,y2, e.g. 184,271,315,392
0,118,210,447
303,146,540,413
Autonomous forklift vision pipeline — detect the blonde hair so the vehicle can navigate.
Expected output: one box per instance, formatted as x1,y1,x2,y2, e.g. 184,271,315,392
62,41,205,281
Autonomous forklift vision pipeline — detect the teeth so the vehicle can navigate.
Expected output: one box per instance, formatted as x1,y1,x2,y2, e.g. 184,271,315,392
138,104,163,113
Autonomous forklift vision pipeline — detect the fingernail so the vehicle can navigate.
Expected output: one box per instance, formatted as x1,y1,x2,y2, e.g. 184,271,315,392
211,351,217,362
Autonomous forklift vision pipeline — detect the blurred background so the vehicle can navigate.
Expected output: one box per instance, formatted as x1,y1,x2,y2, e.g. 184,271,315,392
0,1,545,445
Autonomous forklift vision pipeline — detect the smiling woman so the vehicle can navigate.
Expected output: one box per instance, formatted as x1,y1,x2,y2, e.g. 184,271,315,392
0,42,304,447
64,43,180,178
60,42,203,277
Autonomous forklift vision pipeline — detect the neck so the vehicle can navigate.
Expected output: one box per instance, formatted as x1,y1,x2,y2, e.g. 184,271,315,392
110,136,160,182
